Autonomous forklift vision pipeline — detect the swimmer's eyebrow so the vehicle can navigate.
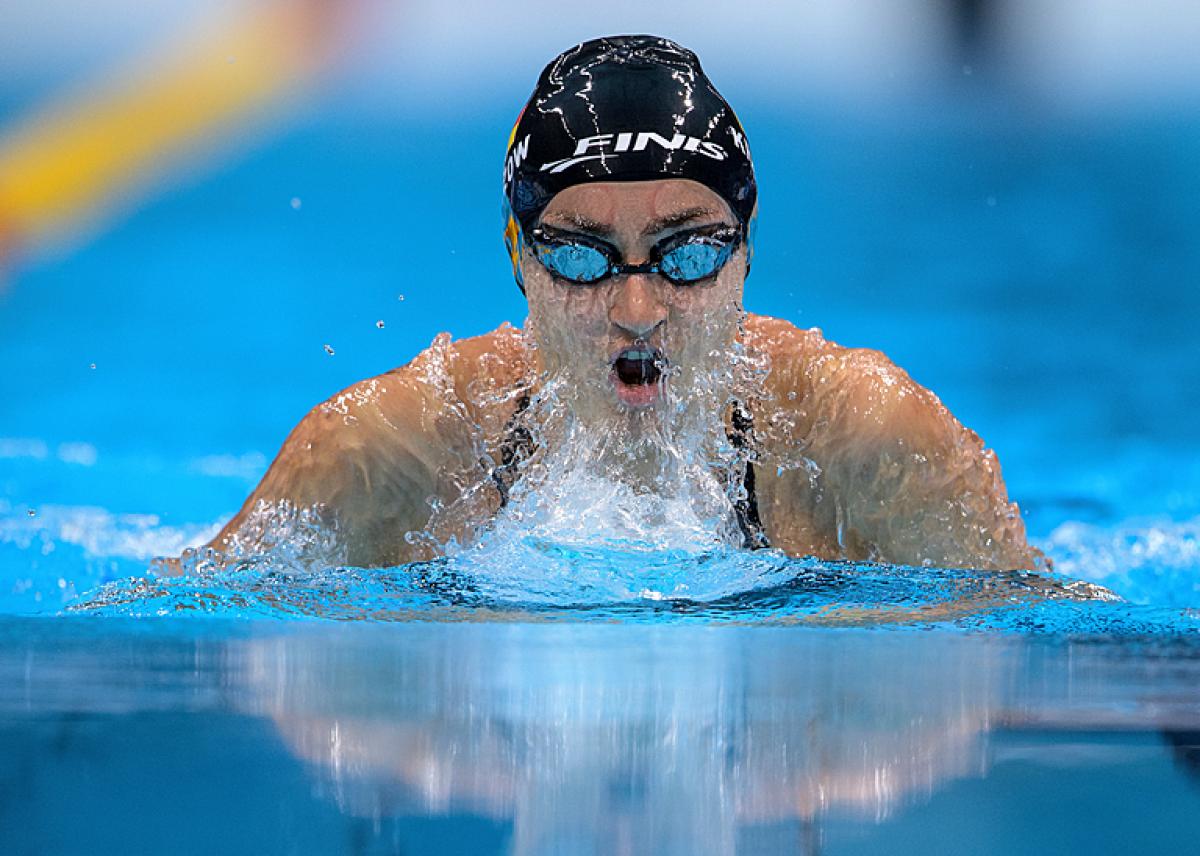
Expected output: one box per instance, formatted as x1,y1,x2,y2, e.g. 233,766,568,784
539,212,613,236
641,206,720,236
539,207,721,237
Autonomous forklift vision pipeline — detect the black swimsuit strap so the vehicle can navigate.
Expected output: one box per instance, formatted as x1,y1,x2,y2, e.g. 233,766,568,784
491,393,533,507
490,394,770,550
729,402,770,549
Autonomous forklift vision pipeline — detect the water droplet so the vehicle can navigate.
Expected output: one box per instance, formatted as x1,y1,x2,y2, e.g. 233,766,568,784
290,197,302,210
323,344,335,356
397,294,405,302
26,508,36,517
787,391,797,401
375,320,385,329
88,363,96,370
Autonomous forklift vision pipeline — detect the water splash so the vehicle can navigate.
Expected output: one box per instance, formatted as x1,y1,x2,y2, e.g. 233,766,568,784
399,324,774,564
0,493,1183,632
0,499,220,613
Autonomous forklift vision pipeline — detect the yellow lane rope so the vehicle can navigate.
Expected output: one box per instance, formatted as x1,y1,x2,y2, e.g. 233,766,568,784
0,0,343,259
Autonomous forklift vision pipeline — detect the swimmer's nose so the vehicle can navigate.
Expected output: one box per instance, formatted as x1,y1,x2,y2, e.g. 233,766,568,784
609,273,667,340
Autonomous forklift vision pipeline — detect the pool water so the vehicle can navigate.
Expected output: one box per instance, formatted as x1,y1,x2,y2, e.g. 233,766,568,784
1,91,1199,853
3,621,1200,855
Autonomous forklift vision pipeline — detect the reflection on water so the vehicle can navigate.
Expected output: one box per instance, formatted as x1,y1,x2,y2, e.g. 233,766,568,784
236,625,1191,854
252,628,1000,845
4,620,1200,854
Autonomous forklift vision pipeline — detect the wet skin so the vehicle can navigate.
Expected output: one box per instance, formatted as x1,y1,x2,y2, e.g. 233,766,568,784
206,179,1043,571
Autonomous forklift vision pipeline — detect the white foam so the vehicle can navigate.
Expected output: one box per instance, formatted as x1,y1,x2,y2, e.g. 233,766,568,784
0,437,48,460
0,500,219,561
1042,515,1200,606
189,451,267,480
436,386,790,603
56,442,98,467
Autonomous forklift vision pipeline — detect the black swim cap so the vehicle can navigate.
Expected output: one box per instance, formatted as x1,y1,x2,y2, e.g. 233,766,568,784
502,35,756,290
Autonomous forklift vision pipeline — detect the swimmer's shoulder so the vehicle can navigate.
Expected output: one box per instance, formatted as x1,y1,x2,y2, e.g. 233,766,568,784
743,313,913,396
299,323,533,439
743,313,845,405
438,321,536,392
223,324,534,564
743,313,832,362
413,322,536,416
744,312,897,368
743,313,939,436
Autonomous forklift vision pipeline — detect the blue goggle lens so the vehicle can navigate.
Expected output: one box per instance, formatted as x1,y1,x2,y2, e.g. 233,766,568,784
535,243,611,283
529,225,741,286
658,240,733,283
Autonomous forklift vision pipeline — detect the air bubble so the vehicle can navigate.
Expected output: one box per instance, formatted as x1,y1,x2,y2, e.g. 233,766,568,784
27,508,36,517
397,294,405,302
323,344,335,356
290,197,302,210
376,320,385,329
787,391,796,401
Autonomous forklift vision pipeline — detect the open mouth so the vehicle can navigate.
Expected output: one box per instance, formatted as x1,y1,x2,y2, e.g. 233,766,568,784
610,345,665,407
613,346,664,385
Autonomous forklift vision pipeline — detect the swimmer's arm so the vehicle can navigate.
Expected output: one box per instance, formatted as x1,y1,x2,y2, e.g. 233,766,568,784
196,324,531,572
205,369,448,567
808,348,1043,571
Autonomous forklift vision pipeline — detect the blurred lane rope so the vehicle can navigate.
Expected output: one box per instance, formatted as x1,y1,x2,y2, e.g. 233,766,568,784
0,0,352,273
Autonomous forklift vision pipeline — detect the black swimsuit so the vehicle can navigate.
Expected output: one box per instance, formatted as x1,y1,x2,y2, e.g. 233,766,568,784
491,395,770,549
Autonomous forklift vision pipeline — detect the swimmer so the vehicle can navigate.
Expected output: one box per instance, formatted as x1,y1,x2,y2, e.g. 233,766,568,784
205,35,1043,571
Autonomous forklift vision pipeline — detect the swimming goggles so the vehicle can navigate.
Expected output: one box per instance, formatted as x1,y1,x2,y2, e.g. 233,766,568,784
526,223,743,286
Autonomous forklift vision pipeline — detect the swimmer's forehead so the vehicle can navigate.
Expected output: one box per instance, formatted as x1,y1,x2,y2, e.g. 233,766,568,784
538,179,734,237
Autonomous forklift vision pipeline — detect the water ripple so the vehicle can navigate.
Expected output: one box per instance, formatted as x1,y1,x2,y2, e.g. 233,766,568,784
67,543,1198,634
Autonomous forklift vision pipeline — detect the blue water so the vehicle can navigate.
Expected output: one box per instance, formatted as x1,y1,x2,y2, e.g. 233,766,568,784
2,91,1199,853
4,620,1200,854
